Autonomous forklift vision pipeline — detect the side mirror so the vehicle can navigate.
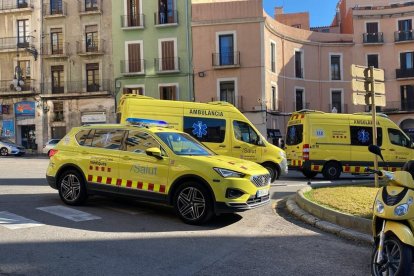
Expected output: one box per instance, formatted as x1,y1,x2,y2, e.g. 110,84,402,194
146,147,163,159
368,144,384,161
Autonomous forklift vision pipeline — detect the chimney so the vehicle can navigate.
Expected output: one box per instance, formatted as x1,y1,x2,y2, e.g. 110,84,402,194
274,6,283,18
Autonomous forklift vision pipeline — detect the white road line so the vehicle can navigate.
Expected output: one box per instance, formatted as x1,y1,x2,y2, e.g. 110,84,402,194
0,211,44,230
104,206,147,215
37,205,101,222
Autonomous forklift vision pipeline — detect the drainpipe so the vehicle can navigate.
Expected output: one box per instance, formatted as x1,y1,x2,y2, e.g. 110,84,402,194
185,0,193,101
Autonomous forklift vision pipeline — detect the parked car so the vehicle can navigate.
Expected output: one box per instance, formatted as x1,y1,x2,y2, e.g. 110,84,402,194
0,137,26,156
43,139,61,155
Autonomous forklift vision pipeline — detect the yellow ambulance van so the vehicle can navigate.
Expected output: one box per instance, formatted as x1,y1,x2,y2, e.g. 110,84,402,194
285,110,414,180
117,95,287,181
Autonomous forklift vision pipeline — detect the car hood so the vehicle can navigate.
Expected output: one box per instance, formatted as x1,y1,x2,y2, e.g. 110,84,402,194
179,155,268,175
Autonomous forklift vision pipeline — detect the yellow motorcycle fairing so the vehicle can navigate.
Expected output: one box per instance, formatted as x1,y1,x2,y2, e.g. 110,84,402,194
384,220,414,247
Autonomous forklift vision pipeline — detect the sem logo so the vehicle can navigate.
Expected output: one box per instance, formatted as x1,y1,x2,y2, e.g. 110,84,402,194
357,129,370,143
315,129,324,137
192,121,207,138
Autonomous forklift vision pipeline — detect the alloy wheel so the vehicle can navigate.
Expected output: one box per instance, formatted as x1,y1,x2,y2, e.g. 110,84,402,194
177,187,206,221
60,174,81,202
373,239,402,275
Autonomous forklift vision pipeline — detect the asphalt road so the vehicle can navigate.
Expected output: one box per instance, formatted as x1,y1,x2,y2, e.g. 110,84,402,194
0,157,372,275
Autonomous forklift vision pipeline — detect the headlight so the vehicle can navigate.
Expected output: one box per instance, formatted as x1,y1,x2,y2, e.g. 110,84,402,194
376,200,384,214
213,168,245,178
395,204,409,216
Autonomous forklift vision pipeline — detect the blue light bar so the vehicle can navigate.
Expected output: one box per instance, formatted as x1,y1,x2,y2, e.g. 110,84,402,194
126,118,168,127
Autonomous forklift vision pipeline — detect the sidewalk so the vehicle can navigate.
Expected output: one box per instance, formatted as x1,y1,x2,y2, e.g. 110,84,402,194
285,185,373,244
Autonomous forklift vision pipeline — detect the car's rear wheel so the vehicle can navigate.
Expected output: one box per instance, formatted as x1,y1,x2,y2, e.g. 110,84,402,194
58,170,87,205
322,161,341,180
0,147,8,156
173,182,213,225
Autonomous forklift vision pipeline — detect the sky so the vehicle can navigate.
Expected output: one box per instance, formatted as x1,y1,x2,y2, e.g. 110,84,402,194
263,0,339,27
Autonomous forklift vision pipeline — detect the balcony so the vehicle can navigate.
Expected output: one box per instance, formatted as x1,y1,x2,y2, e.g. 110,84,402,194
79,0,102,15
41,80,112,97
396,68,414,79
154,57,180,73
212,51,240,68
0,0,32,12
293,102,310,111
41,42,69,58
211,96,244,110
0,79,36,95
0,36,34,51
121,14,144,29
328,104,348,113
394,30,414,43
363,32,384,44
120,60,145,75
76,39,104,56
43,2,66,18
382,100,414,113
154,10,178,26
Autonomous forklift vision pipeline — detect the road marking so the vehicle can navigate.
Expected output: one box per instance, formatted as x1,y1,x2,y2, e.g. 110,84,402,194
37,205,101,222
104,206,147,215
0,211,44,229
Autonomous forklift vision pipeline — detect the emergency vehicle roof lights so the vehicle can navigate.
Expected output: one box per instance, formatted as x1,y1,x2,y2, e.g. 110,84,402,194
126,118,168,128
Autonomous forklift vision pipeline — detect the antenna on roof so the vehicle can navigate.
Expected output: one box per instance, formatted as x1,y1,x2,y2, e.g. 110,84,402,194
126,118,168,128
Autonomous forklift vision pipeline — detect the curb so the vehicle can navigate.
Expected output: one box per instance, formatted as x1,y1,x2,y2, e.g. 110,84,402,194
309,179,374,189
286,189,373,244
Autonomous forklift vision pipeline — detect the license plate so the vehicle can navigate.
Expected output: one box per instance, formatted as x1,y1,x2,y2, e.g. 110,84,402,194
256,188,269,198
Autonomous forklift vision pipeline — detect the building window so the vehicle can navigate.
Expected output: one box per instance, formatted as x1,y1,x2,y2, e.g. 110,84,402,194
397,19,413,41
159,40,176,71
295,88,304,111
271,86,278,110
85,0,98,11
52,101,64,122
219,34,235,66
17,19,29,48
270,42,275,73
160,85,177,100
367,54,379,68
50,0,63,14
400,52,414,70
330,54,341,80
219,81,235,105
365,22,379,43
51,65,64,94
331,90,342,113
86,63,99,92
126,42,142,73
85,25,98,52
51,28,63,55
123,87,143,95
401,85,414,111
294,50,303,78
158,0,176,24
126,0,140,27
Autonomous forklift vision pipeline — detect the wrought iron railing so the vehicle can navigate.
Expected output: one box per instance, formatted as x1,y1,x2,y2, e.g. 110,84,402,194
154,10,178,25
382,100,414,112
79,0,101,13
363,32,384,43
211,95,244,110
76,39,105,54
154,57,180,72
121,14,145,28
0,79,36,94
212,51,240,67
394,30,414,42
42,80,112,94
0,36,34,50
43,2,66,16
0,0,31,10
120,60,145,74
396,68,414,79
41,42,69,56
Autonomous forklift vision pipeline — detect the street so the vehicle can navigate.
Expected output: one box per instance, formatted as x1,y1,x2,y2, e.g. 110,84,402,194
0,157,371,275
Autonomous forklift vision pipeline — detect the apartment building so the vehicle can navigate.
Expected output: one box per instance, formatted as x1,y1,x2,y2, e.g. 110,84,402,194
112,0,193,107
0,0,42,150
41,0,115,144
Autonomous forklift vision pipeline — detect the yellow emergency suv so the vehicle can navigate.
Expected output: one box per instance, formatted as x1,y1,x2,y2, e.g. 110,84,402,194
117,94,287,182
286,110,414,180
46,119,271,225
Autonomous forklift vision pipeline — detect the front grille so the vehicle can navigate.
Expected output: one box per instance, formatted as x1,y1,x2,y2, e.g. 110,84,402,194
247,194,270,204
382,187,408,206
250,174,271,187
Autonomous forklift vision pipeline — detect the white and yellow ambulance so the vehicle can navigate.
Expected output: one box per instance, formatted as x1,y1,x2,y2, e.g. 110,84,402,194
285,110,414,179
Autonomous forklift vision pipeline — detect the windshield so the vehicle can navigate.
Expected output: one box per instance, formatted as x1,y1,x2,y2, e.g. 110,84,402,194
156,132,214,156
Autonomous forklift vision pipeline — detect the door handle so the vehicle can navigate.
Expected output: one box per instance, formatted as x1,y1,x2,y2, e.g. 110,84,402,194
233,146,241,149
219,145,226,148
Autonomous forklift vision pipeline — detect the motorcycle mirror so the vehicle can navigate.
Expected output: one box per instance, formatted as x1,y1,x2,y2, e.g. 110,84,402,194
368,144,384,161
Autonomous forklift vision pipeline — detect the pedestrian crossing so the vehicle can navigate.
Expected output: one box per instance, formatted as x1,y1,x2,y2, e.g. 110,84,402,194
0,205,102,230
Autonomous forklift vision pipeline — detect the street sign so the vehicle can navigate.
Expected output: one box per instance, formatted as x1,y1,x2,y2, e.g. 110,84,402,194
351,64,384,82
351,79,385,94
352,93,386,106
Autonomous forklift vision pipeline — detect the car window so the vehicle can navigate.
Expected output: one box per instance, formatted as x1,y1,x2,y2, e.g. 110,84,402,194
125,130,163,155
350,126,382,146
233,120,260,145
156,132,212,156
90,129,126,150
183,117,226,143
286,124,303,146
76,130,91,146
388,128,410,148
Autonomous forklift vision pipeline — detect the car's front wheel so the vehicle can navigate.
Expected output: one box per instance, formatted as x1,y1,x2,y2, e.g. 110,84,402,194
0,147,8,156
173,182,213,225
58,170,87,205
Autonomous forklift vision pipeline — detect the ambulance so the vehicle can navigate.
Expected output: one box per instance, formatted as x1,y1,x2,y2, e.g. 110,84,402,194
117,95,287,182
285,110,414,180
